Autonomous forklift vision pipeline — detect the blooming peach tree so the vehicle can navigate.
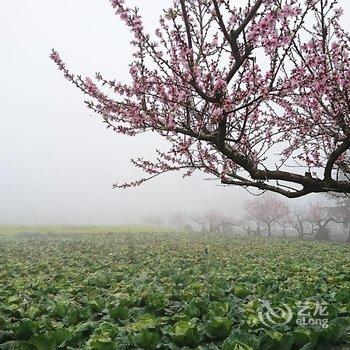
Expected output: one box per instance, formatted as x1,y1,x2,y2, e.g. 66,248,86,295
51,0,350,198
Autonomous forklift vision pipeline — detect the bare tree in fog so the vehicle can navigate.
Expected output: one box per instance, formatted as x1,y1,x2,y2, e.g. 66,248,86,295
169,212,191,231
329,198,350,243
306,202,343,241
279,214,291,239
143,214,164,228
290,208,315,240
246,194,290,238
193,210,234,234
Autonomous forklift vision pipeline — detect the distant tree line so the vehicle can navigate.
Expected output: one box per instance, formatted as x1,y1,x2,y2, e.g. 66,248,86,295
143,195,350,243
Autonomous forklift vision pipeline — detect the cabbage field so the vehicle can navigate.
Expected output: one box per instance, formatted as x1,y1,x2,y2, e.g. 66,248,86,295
1,232,350,349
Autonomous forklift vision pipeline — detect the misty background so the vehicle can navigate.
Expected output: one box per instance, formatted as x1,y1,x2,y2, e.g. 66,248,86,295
1,0,350,225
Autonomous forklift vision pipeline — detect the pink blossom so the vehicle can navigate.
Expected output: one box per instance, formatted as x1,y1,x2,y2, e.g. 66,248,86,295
51,0,350,197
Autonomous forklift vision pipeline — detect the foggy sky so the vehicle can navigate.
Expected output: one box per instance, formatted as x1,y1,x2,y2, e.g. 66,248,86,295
1,1,350,225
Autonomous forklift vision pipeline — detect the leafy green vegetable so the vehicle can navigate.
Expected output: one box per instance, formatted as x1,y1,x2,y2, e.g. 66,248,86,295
171,320,201,346
0,233,349,349
129,330,161,349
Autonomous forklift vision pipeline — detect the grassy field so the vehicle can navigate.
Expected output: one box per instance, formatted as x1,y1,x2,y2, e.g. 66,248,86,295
0,233,350,349
0,225,177,235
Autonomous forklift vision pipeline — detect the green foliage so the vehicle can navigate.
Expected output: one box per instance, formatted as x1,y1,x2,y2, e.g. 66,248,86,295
223,330,260,350
170,320,201,346
0,233,350,349
0,224,178,236
129,330,161,349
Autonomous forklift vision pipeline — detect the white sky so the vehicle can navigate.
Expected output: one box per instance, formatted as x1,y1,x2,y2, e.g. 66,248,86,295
1,1,349,225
